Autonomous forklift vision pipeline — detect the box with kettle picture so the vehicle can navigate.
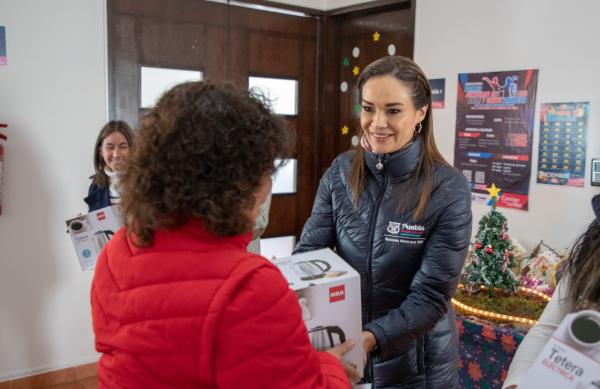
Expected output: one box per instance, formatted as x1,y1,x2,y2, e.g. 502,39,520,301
519,309,600,389
272,248,364,377
65,205,123,271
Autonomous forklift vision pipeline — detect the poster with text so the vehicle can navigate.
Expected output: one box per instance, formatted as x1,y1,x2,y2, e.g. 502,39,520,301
0,26,6,66
537,102,588,187
429,78,445,109
454,69,539,210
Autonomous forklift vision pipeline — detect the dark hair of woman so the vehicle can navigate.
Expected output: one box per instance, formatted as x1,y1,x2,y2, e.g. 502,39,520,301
565,219,600,307
92,120,135,187
349,56,448,219
119,80,295,247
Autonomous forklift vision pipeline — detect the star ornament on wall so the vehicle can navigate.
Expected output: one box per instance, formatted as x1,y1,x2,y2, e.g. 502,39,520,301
341,125,349,135
352,66,360,76
373,31,380,42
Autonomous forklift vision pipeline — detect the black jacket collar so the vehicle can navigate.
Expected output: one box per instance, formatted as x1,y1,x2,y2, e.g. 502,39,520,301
365,136,422,181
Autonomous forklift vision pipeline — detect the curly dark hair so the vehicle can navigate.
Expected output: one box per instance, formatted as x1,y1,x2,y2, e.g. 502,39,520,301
92,120,135,187
119,80,295,246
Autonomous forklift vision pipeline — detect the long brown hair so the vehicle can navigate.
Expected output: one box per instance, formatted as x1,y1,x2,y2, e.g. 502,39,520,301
119,80,295,247
349,56,448,220
565,219,600,307
92,120,134,187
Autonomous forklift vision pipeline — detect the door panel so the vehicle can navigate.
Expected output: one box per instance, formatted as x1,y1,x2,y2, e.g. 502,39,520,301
335,7,414,158
249,34,300,76
139,21,209,69
108,0,318,241
319,2,415,176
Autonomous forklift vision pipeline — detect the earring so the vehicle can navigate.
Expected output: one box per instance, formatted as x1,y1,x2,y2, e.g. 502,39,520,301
415,122,423,134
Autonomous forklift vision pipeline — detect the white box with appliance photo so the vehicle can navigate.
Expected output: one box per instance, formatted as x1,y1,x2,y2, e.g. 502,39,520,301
65,205,123,271
272,248,364,377
520,309,600,389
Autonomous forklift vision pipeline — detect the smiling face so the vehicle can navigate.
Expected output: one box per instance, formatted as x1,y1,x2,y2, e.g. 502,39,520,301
360,75,427,154
100,131,130,172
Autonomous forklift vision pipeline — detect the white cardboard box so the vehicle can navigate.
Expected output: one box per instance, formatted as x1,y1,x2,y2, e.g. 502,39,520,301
65,205,123,271
520,310,600,388
272,248,364,377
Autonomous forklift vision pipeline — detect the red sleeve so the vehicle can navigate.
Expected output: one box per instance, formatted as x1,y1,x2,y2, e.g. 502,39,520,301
212,260,351,389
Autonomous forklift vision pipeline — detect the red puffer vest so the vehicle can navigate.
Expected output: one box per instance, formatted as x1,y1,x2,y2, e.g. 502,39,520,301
91,219,350,388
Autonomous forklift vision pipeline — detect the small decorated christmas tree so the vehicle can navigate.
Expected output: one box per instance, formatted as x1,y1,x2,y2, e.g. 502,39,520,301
463,186,519,295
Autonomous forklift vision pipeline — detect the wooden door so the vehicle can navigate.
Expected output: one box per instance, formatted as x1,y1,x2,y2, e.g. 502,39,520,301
320,2,415,175
107,0,319,245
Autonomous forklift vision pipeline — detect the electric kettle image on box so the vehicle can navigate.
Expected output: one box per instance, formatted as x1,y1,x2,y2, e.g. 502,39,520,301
68,218,91,235
93,230,115,251
293,260,331,281
308,325,346,350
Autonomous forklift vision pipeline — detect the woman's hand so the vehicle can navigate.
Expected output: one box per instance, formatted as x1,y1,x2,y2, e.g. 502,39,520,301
362,330,377,352
327,340,361,383
361,330,377,366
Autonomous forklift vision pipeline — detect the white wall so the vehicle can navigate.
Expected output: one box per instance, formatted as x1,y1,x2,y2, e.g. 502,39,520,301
0,0,107,380
414,0,600,250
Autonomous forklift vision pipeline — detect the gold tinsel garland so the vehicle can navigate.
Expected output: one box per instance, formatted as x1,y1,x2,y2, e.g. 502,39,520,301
451,284,551,326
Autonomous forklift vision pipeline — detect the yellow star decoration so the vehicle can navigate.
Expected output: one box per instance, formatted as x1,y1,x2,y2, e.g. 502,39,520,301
341,125,349,135
486,183,502,199
352,66,360,76
373,31,380,42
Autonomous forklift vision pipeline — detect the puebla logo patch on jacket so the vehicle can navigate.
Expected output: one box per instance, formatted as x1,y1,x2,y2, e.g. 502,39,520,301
384,221,426,245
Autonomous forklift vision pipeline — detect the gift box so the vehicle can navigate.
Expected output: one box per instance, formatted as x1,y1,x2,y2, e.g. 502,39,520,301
65,205,122,271
272,248,364,377
520,310,600,388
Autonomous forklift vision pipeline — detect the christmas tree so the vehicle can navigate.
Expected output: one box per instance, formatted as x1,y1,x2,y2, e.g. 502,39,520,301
463,186,520,295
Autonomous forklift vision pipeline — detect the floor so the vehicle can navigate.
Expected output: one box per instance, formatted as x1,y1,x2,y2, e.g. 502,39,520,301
0,363,98,389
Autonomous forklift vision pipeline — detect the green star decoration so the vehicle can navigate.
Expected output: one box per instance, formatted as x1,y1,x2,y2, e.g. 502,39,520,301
342,57,350,67
354,103,361,113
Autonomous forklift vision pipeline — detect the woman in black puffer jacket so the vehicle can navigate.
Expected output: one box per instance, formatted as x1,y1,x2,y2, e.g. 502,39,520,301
295,56,472,388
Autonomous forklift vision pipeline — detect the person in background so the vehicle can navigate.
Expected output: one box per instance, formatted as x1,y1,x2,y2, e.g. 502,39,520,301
91,80,359,388
294,56,472,388
503,194,600,388
84,120,134,212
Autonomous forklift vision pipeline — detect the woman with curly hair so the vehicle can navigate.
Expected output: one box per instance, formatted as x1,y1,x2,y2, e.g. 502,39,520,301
84,120,134,211
90,80,358,388
503,194,600,388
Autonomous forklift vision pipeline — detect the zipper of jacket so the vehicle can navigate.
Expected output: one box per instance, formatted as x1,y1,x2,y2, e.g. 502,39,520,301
366,154,388,323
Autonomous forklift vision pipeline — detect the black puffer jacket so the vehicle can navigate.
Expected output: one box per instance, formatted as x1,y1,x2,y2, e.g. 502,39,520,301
295,137,472,388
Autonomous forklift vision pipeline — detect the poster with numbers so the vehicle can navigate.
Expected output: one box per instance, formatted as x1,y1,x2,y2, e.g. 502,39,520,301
536,102,588,187
454,69,539,210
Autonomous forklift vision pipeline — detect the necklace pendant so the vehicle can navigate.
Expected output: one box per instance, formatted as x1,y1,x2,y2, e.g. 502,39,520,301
376,162,384,171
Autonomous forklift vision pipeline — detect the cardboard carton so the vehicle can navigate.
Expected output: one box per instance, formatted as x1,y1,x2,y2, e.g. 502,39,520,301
66,205,122,271
520,310,600,388
272,248,364,377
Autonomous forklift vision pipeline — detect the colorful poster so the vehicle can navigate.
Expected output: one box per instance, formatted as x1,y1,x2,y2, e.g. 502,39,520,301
0,26,5,66
537,102,588,187
429,78,445,109
454,69,539,210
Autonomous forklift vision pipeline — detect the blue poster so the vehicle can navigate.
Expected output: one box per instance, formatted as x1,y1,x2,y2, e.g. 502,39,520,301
537,102,589,187
0,26,6,66
429,78,445,109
